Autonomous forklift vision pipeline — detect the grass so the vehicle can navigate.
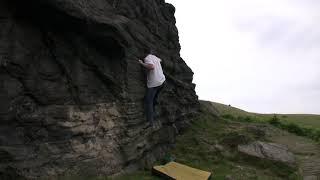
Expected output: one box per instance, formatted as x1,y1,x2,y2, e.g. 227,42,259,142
112,171,161,180
278,114,320,129
111,104,300,179
268,115,320,142
210,102,254,118
210,101,320,129
58,171,160,180
63,101,311,179
209,101,320,142
170,112,299,179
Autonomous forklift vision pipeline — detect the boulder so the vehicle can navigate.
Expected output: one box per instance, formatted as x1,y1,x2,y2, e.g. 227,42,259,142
0,0,199,178
238,141,296,167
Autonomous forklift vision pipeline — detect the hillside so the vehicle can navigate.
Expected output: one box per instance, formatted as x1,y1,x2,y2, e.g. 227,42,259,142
105,100,320,179
211,101,320,129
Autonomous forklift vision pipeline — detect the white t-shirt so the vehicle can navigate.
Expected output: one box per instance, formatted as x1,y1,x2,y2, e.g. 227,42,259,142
144,54,166,88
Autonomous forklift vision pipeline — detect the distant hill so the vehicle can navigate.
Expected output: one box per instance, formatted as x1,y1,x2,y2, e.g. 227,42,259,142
207,101,320,129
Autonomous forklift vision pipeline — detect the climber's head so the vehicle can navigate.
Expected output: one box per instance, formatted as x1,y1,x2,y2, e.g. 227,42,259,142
140,47,159,61
142,47,157,57
141,47,150,56
150,48,156,55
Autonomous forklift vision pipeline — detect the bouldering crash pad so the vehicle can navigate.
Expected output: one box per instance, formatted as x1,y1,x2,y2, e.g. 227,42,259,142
152,162,212,180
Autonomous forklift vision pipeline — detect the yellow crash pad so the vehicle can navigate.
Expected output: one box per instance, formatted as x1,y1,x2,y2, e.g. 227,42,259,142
152,162,212,180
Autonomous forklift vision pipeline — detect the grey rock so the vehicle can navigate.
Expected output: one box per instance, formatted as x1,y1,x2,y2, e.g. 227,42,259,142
225,175,234,180
303,175,318,180
238,141,296,167
213,144,224,152
0,0,199,178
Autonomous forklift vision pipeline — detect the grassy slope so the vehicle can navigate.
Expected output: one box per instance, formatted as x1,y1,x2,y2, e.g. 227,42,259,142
109,101,302,180
65,101,319,179
210,101,320,129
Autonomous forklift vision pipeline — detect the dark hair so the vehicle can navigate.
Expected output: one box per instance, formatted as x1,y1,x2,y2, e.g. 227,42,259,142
141,47,149,56
140,47,152,59
150,49,157,55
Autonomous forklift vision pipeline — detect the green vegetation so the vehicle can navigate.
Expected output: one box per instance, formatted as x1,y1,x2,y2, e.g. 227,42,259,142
111,103,301,179
212,101,320,126
59,172,160,180
279,114,320,128
112,171,161,180
63,101,320,179
211,101,320,142
268,115,320,142
212,102,255,118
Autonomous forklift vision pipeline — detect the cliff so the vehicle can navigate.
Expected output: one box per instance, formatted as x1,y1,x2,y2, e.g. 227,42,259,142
0,0,199,178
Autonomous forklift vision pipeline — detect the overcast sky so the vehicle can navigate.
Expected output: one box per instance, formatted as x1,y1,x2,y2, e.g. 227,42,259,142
165,0,320,114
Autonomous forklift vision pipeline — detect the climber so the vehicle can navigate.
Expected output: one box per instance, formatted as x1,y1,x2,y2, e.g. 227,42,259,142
139,50,166,129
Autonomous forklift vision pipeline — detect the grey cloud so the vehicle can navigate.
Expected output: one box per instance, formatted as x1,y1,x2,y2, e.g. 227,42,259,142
237,17,320,53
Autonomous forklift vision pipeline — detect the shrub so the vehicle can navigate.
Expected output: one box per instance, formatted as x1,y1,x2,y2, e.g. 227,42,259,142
237,116,254,122
268,115,280,126
268,116,320,142
221,114,235,120
310,129,320,141
285,123,306,136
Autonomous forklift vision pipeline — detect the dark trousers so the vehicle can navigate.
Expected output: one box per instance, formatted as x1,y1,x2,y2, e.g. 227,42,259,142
145,83,164,124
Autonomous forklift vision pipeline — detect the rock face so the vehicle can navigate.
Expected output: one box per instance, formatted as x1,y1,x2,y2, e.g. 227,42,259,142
0,0,199,178
238,141,296,167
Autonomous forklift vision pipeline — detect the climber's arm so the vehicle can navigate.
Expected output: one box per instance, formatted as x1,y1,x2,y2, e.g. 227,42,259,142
139,60,154,70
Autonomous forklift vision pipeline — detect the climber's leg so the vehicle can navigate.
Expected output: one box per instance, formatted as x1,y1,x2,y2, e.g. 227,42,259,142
153,82,165,117
145,87,157,125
